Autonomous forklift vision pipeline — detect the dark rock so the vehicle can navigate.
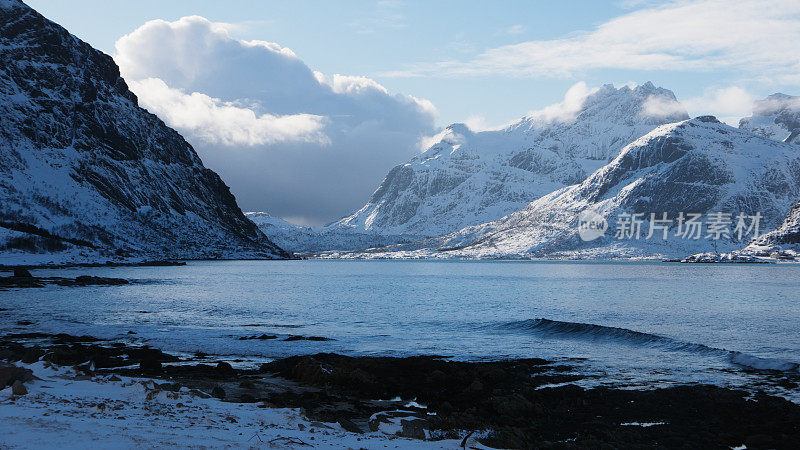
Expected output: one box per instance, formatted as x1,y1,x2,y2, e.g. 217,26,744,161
239,393,257,403
139,359,162,372
238,334,277,340
216,362,235,375
0,362,33,387
399,418,428,439
20,347,43,363
283,335,334,342
211,386,226,399
155,382,181,392
337,418,364,434
13,268,32,278
11,380,27,395
71,275,129,286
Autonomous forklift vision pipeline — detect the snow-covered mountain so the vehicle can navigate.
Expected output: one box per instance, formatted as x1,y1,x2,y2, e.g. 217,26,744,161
330,83,689,240
245,212,416,254
743,200,800,256
0,0,288,263
346,116,800,259
683,200,800,263
739,93,800,145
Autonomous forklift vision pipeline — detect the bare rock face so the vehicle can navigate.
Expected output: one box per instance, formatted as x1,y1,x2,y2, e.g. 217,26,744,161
0,0,288,260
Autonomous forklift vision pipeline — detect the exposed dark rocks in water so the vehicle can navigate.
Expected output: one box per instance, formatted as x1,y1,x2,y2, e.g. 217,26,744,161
238,334,278,340
0,273,130,288
283,335,335,342
1,333,799,448
13,268,32,278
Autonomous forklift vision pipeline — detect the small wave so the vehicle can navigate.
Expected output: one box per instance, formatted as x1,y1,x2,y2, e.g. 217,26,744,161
729,352,800,372
497,318,799,373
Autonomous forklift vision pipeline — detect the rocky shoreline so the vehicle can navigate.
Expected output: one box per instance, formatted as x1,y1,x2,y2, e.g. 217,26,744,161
1,332,799,448
0,268,131,289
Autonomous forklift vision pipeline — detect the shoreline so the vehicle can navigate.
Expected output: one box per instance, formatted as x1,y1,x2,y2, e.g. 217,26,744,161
2,332,799,448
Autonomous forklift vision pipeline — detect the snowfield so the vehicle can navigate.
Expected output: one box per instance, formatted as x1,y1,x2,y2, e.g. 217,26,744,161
0,361,472,449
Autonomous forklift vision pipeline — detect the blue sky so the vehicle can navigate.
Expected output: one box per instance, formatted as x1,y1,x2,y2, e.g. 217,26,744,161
24,0,800,225
27,0,800,128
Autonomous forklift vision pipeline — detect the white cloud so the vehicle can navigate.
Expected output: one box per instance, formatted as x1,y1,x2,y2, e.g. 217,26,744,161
132,78,328,146
644,86,755,125
642,94,686,119
383,0,800,82
525,82,599,124
752,94,800,116
115,15,436,225
682,87,754,125
328,74,388,95
463,115,490,132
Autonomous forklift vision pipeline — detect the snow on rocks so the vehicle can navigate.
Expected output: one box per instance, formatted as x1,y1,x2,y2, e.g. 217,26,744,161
0,361,466,448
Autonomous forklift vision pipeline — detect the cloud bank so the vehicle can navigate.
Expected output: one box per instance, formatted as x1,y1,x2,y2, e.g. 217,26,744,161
384,0,800,83
525,82,599,124
115,16,436,225
644,86,755,125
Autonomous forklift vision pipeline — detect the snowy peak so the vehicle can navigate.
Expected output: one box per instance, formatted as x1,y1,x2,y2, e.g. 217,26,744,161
400,116,800,259
510,82,688,135
0,0,288,262
740,93,800,145
331,83,690,242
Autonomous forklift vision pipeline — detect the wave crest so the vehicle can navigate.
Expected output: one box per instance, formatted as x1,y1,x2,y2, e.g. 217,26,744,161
498,318,799,373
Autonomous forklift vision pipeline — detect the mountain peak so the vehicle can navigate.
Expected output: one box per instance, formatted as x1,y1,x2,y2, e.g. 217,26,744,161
693,115,721,124
0,0,288,261
445,122,473,135
740,93,800,144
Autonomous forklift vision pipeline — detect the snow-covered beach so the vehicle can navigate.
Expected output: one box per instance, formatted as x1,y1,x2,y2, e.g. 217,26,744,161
0,361,467,449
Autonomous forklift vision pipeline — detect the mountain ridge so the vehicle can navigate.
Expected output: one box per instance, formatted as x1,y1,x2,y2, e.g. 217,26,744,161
338,116,800,260
0,0,289,264
302,83,689,250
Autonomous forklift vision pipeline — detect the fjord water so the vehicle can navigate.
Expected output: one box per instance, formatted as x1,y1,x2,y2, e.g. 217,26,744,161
3,260,799,396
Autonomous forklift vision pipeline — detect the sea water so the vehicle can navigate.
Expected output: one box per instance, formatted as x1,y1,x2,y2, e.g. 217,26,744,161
2,260,798,399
